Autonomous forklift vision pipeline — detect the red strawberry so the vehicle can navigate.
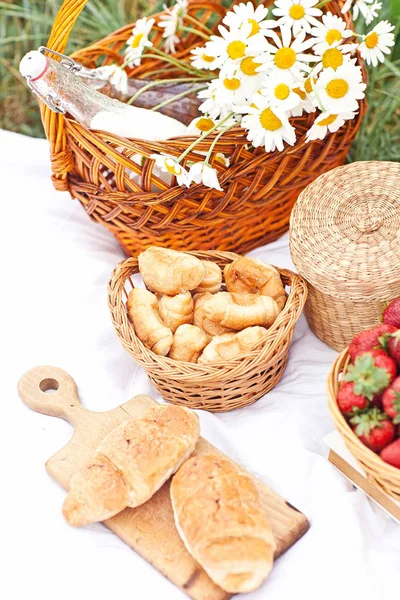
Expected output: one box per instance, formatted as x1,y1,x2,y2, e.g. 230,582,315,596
382,377,400,424
382,298,400,328
348,324,397,361
337,381,369,415
344,349,396,400
380,438,400,469
380,329,400,367
350,408,395,453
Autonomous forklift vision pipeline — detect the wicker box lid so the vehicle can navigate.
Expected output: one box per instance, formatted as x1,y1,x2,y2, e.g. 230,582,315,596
290,161,400,301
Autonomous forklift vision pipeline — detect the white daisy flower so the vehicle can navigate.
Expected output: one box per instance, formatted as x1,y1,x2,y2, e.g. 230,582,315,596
187,116,217,135
287,76,316,116
272,0,322,35
92,65,128,95
198,81,232,120
314,63,366,113
312,43,358,74
214,73,248,107
125,17,155,67
159,0,188,54
206,22,267,66
241,93,296,152
214,152,230,167
223,1,277,36
188,162,223,191
190,46,223,70
257,26,318,78
150,153,189,186
359,20,395,67
342,0,382,25
220,55,265,98
260,70,301,112
310,12,354,54
306,110,357,141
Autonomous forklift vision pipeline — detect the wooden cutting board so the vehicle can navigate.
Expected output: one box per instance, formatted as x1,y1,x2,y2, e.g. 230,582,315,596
18,366,310,600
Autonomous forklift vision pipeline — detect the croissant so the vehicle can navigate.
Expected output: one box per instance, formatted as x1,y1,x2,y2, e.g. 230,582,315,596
62,405,200,526
224,257,287,310
138,246,205,295
158,291,193,333
193,260,222,294
193,292,233,337
169,324,209,363
127,288,173,355
198,326,268,364
202,292,280,330
170,455,276,593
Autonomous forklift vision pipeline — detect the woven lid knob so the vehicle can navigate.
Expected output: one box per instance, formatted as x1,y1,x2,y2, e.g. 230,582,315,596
353,206,382,233
289,161,400,301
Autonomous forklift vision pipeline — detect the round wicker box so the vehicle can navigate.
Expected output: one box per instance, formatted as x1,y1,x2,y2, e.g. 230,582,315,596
108,250,307,412
327,349,400,501
289,161,400,351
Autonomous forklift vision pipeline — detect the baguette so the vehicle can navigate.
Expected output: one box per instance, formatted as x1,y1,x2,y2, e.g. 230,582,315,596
170,454,276,593
138,246,205,295
63,405,200,526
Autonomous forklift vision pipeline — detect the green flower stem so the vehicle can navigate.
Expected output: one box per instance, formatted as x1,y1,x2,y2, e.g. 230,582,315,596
179,26,210,40
177,112,235,163
151,85,207,111
127,76,214,105
184,14,214,36
316,0,333,8
205,123,237,164
149,47,203,75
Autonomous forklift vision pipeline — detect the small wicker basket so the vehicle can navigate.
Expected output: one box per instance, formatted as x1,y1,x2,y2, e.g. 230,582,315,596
290,161,400,351
108,250,307,412
327,349,400,501
38,0,365,256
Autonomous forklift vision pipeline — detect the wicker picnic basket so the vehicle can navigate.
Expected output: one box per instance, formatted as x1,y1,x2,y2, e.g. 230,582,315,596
327,349,400,500
290,161,400,351
108,250,307,411
40,0,366,256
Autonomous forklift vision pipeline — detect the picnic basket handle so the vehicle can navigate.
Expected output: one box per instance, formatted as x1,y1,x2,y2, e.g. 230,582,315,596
41,0,89,192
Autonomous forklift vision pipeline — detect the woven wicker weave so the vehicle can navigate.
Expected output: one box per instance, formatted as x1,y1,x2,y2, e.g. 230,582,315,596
39,0,365,256
290,161,400,351
108,250,307,412
327,350,400,500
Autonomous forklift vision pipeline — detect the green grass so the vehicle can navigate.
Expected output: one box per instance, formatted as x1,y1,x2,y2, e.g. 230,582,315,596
0,0,399,161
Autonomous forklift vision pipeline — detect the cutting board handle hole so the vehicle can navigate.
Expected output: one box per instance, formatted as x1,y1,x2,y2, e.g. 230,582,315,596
39,378,60,393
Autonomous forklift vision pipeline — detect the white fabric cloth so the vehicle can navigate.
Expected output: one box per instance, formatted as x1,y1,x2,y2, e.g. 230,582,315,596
1,129,398,600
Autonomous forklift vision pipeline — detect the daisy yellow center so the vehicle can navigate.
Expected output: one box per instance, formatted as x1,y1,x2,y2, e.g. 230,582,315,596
289,4,305,19
196,117,215,132
240,56,259,76
274,83,290,100
274,47,296,69
365,31,379,48
259,108,282,131
326,28,342,45
318,114,338,126
201,54,215,63
322,48,344,70
164,160,181,175
304,76,315,94
227,40,246,59
131,33,144,48
326,78,349,99
223,77,241,90
248,18,260,36
293,86,306,100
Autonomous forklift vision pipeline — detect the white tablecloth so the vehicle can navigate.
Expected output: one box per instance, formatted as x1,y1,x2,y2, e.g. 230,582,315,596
1,129,399,600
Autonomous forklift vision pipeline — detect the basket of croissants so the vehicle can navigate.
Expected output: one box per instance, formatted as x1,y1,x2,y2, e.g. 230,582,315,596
108,247,307,411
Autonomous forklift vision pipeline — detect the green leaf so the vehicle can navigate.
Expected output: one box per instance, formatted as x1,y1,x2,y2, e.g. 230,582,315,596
344,354,391,400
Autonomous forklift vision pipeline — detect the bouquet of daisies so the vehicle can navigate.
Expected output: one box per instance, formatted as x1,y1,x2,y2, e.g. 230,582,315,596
98,0,395,191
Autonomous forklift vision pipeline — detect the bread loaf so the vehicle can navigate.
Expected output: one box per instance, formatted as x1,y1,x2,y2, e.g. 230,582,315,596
224,257,287,310
193,292,233,337
193,260,222,294
168,324,209,363
138,246,205,295
62,405,200,526
158,291,193,333
127,288,173,356
170,454,275,593
202,292,280,330
198,326,267,364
